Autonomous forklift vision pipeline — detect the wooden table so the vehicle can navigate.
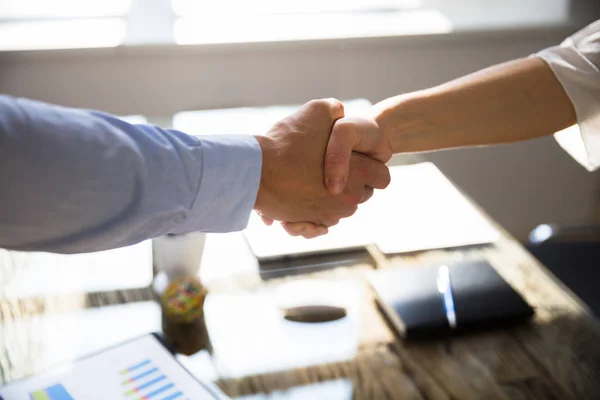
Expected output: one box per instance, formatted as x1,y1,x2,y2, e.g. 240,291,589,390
2,179,600,400
1,104,600,399
195,234,600,400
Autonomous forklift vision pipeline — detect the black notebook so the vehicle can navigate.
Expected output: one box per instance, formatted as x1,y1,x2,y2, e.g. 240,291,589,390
368,260,534,340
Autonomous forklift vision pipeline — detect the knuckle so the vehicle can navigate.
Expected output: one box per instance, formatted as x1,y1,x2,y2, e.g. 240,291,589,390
305,99,335,121
328,218,341,227
333,121,357,140
307,99,324,109
345,193,363,206
283,224,303,236
317,98,344,120
326,97,344,112
361,188,374,203
343,205,358,218
325,151,350,166
303,100,326,117
354,159,370,175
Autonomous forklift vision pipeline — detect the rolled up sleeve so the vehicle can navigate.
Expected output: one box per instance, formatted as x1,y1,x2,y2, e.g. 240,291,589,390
534,20,600,170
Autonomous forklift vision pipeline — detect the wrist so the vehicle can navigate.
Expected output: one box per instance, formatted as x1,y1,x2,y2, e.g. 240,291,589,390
252,135,276,213
372,90,435,154
372,94,412,153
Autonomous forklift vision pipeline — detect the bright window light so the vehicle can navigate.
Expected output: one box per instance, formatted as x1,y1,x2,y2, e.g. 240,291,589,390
0,19,127,51
175,9,452,45
0,0,133,19
173,0,422,16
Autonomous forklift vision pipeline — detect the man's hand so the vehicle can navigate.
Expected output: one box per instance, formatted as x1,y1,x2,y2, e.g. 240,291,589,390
324,116,393,195
253,99,390,230
278,114,393,238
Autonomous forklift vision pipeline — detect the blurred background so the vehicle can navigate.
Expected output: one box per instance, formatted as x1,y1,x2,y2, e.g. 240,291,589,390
1,0,599,241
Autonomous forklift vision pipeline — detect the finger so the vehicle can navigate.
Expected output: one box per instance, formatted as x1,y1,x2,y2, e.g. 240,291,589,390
321,98,345,121
340,117,392,162
283,224,305,237
282,222,328,238
257,211,274,226
340,204,359,218
301,228,328,239
321,216,341,228
350,153,391,190
360,186,375,204
324,116,392,196
303,98,345,123
324,120,358,195
261,216,274,226
281,221,319,237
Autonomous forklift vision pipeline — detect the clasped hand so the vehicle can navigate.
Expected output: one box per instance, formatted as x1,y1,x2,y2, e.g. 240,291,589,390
253,98,393,238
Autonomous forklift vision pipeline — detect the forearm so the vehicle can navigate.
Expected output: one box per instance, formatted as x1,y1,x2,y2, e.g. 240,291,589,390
0,96,261,253
373,57,577,153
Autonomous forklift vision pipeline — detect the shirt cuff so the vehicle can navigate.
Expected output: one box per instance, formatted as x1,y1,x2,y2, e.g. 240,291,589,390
533,47,600,171
176,134,262,233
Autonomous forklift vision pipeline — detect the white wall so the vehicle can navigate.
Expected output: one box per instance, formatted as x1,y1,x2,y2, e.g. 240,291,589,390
1,24,599,240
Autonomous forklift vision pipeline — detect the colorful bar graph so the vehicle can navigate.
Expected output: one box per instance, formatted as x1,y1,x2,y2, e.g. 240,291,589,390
30,384,74,400
161,392,183,400
121,360,152,375
125,376,166,396
140,383,175,399
30,392,49,400
121,360,184,400
122,367,159,385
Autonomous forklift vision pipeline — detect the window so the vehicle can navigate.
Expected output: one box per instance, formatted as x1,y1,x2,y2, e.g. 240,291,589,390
172,0,453,44
172,0,421,16
0,0,575,51
0,0,131,51
0,0,132,19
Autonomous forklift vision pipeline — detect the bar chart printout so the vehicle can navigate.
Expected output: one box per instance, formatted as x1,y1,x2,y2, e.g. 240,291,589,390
1,335,220,399
30,384,74,400
121,359,184,400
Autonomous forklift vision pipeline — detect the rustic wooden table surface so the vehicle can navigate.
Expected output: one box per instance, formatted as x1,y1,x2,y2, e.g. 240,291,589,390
210,237,600,400
3,232,599,399
2,176,600,400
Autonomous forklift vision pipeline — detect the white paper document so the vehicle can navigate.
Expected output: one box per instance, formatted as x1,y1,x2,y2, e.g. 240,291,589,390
204,279,362,378
0,334,225,400
244,163,500,259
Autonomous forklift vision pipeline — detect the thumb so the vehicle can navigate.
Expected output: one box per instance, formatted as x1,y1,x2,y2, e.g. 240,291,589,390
324,119,359,195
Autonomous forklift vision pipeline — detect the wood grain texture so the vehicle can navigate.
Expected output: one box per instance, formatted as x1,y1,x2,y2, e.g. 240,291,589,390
1,222,599,398
210,239,600,400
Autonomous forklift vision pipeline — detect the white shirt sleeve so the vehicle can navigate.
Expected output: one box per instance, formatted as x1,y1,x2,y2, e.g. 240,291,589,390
534,20,600,171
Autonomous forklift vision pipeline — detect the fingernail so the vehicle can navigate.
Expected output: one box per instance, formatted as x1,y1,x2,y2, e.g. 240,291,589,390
327,178,344,195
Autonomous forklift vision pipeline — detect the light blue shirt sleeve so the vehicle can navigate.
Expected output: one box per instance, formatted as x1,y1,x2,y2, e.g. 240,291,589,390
0,95,262,253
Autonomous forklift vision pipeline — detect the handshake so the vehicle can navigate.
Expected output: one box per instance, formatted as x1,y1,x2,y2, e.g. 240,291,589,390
253,98,394,239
